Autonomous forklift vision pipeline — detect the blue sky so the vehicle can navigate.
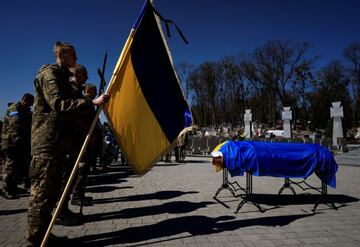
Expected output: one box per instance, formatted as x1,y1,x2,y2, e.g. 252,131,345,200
1,0,360,117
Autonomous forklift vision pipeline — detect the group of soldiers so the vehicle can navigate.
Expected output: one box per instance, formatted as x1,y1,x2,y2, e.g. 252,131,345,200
163,132,188,163
1,41,109,246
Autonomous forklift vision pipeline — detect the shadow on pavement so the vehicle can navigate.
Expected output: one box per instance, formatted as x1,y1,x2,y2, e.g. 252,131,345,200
227,194,359,213
155,158,210,166
241,194,359,206
85,201,215,222
87,171,132,187
76,213,314,246
0,208,27,216
87,177,128,187
92,190,198,204
185,159,211,164
86,185,133,193
155,162,186,167
85,166,134,193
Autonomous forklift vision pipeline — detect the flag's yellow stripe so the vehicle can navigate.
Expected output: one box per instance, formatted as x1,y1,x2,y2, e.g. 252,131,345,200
107,29,136,92
105,46,170,174
213,141,228,152
212,141,228,172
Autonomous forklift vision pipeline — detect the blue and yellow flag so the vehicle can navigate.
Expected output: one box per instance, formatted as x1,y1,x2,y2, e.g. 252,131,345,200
104,0,192,174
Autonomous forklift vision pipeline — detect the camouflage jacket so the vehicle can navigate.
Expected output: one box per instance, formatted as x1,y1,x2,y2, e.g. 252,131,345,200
71,84,92,143
1,101,32,151
31,64,93,156
71,82,85,99
71,85,102,152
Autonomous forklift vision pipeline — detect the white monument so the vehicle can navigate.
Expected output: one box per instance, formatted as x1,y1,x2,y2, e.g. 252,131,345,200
244,109,252,138
281,107,292,138
330,101,343,147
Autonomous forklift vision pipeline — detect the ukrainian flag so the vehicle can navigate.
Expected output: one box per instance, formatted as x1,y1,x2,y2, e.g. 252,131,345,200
104,0,192,174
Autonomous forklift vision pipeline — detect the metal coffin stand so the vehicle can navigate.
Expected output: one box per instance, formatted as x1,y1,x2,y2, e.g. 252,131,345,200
214,168,337,213
213,167,245,198
213,168,263,213
278,177,337,212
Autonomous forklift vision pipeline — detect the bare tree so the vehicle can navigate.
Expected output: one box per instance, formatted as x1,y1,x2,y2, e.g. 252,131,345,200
176,62,195,101
343,42,360,127
292,59,317,129
201,62,221,126
218,55,249,125
188,62,221,126
245,40,314,127
180,39,357,131
309,61,352,131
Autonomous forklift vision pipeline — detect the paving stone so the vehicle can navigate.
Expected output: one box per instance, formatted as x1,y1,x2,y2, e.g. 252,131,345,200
1,148,360,246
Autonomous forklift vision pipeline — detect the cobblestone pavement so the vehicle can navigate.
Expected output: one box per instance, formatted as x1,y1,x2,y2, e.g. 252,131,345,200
1,146,360,246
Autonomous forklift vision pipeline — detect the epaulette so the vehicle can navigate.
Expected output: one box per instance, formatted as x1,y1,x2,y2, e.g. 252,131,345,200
37,64,52,73
38,63,64,75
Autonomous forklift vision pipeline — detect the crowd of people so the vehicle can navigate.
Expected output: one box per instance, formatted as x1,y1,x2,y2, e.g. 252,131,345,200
0,42,112,246
162,132,189,163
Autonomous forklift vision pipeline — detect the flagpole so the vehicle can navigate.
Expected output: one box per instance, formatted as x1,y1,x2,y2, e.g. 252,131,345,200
40,106,102,247
151,0,175,67
40,30,135,247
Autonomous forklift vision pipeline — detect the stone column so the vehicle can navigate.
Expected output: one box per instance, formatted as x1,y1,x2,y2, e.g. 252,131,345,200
330,101,343,147
281,107,292,138
244,109,252,139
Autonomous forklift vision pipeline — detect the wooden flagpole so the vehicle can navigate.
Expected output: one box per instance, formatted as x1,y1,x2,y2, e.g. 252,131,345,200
40,106,102,247
41,30,135,247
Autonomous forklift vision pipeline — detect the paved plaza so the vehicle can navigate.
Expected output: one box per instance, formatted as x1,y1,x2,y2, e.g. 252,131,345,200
1,146,360,246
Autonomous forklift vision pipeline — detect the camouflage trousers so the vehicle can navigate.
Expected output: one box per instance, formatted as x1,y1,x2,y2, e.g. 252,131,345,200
26,154,67,246
61,147,86,206
72,160,90,200
1,148,28,194
73,147,99,198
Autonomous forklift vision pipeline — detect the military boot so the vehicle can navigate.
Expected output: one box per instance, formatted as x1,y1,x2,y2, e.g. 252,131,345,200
1,188,18,199
56,207,84,226
71,195,93,206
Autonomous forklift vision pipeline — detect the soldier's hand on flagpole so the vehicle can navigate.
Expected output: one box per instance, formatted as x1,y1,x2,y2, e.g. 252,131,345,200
93,94,110,106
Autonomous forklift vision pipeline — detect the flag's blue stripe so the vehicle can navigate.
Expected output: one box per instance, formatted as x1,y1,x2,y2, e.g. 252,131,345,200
130,2,191,143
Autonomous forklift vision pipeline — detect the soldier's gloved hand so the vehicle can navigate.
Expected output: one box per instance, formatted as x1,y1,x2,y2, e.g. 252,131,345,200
93,94,110,106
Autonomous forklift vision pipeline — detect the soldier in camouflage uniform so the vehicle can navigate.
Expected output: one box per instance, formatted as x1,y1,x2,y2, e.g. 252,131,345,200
61,65,95,208
1,93,34,199
69,64,87,98
83,84,103,173
26,42,108,246
71,82,102,206
54,64,89,224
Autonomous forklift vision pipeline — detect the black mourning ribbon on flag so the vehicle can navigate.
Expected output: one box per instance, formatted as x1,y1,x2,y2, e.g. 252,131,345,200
151,5,189,44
